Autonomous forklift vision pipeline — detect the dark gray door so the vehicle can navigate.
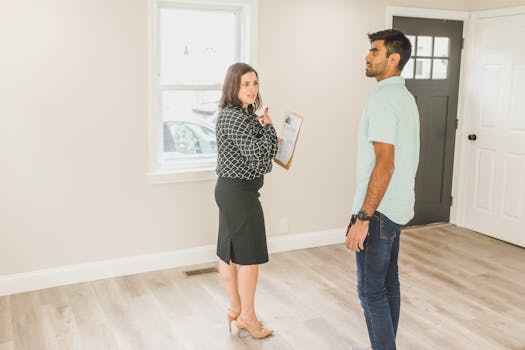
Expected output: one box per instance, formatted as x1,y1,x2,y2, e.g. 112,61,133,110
393,16,463,225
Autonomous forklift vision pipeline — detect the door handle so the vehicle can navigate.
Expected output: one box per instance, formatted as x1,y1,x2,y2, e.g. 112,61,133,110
468,134,477,141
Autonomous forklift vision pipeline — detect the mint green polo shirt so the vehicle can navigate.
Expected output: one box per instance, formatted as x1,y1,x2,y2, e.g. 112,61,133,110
351,76,420,225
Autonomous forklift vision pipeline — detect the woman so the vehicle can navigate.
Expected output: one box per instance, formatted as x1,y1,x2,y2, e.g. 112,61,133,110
215,63,278,339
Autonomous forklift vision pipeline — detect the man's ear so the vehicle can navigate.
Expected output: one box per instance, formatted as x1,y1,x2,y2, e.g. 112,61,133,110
389,53,401,69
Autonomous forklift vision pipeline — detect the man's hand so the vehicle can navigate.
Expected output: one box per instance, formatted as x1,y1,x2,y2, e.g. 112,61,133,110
345,219,369,252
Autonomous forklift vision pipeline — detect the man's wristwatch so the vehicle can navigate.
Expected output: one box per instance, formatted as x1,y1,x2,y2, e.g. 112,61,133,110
357,209,372,221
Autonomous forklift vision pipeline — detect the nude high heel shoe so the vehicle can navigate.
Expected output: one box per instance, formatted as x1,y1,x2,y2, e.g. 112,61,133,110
226,309,263,333
226,309,240,333
236,318,273,339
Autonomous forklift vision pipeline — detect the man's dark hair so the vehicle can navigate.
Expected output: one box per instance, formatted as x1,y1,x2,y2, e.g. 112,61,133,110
368,29,411,72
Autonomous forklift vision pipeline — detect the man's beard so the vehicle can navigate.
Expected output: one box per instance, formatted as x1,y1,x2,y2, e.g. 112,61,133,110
365,62,386,77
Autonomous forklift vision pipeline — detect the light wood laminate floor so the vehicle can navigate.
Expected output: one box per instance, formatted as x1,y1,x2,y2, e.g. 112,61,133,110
1,224,524,350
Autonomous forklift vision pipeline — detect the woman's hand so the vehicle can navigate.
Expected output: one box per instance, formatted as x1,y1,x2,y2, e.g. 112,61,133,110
257,107,273,125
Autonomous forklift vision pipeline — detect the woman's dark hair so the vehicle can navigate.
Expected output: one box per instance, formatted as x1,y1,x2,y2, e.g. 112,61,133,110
368,29,412,72
219,62,261,114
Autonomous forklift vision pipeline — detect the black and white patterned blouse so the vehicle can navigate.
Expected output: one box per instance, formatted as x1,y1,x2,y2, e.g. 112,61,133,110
216,106,278,180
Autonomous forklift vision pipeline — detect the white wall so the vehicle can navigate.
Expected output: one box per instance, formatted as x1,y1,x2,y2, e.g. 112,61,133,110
0,0,469,280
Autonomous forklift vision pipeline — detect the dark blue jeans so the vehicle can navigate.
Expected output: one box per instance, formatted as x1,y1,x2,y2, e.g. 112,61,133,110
355,211,402,350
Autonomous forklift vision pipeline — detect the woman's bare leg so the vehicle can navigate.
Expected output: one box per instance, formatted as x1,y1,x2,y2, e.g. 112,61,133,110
237,264,260,326
218,260,241,314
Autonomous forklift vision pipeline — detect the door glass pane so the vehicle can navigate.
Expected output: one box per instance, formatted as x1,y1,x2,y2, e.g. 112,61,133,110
434,37,449,57
402,58,415,79
416,36,433,56
406,35,416,56
160,8,237,85
432,59,448,79
415,58,431,79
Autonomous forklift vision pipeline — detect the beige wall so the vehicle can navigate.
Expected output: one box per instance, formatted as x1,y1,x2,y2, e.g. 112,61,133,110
0,0,471,275
469,0,525,10
257,0,470,253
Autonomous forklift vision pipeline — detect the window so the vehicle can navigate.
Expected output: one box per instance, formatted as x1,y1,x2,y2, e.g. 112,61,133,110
149,0,256,183
402,35,450,80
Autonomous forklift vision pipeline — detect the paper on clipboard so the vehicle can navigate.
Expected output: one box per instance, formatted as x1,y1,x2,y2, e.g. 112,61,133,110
274,112,303,170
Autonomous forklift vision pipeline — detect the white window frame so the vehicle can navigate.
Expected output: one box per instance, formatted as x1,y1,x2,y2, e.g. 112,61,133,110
147,0,258,184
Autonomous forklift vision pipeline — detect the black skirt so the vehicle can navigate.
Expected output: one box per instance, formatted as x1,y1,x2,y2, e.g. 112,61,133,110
215,176,269,265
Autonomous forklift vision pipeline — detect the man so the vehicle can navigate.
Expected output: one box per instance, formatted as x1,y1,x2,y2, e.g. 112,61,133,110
346,29,420,350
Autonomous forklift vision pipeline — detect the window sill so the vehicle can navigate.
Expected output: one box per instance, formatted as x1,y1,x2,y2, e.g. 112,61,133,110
148,167,217,184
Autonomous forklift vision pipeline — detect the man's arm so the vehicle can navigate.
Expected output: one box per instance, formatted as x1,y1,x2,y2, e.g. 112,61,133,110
361,141,395,216
346,141,394,251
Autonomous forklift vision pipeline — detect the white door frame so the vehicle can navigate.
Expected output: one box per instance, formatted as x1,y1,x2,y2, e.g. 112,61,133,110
385,7,470,226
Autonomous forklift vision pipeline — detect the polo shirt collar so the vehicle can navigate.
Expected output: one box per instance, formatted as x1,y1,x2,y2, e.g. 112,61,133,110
376,76,405,90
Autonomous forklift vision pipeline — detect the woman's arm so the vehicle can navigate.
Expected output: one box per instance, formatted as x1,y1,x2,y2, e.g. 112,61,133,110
221,110,276,162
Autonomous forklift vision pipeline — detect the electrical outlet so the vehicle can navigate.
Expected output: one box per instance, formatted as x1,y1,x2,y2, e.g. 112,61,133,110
279,218,288,234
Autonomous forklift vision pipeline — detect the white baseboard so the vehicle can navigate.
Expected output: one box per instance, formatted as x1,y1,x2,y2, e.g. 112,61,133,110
0,228,344,297
267,228,344,254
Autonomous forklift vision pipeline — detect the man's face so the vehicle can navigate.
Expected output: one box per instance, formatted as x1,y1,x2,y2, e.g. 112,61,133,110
365,40,389,78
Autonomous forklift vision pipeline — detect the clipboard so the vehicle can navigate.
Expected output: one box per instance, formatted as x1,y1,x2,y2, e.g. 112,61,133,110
274,112,303,170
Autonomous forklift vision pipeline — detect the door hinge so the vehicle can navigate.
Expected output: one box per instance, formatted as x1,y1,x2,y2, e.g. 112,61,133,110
461,38,464,50
450,196,453,206
456,118,459,130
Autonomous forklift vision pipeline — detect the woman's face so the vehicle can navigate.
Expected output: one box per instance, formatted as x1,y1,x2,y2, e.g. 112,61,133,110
237,71,259,109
